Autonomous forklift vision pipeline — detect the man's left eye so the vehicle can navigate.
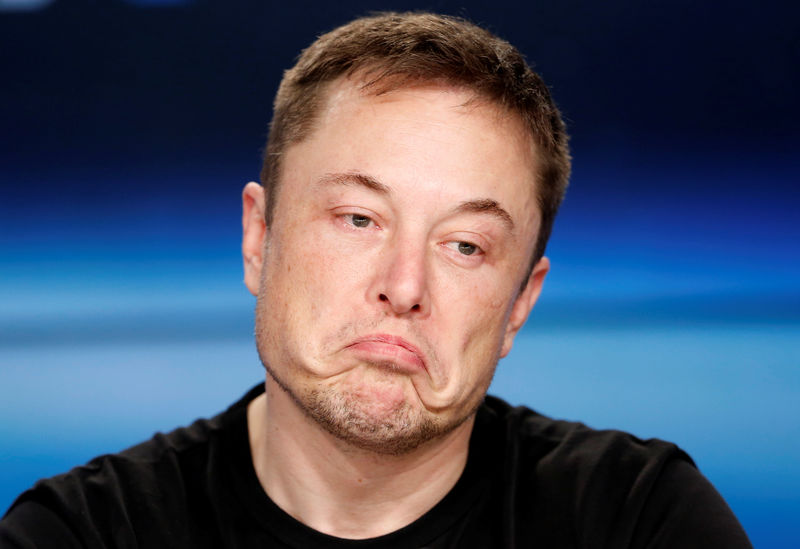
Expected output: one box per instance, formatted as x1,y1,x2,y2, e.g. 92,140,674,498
446,241,482,256
457,242,478,255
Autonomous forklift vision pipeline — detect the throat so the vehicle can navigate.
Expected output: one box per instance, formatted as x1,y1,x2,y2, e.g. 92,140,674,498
247,381,474,539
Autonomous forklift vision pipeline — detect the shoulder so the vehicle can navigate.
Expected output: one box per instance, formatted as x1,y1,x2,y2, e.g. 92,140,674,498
479,394,689,475
477,395,752,548
0,384,262,548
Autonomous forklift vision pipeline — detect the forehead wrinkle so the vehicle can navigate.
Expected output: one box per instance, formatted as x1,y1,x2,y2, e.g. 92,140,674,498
453,198,515,233
316,171,392,195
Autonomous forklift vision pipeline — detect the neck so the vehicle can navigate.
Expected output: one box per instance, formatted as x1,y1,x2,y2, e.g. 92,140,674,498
247,377,474,540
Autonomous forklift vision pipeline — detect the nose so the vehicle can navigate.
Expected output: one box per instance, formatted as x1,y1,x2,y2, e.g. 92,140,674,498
370,239,430,316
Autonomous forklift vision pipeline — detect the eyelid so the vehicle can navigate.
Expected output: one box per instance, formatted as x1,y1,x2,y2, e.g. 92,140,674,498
448,230,488,249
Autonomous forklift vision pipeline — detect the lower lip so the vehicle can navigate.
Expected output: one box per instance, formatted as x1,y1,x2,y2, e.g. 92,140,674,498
347,341,426,372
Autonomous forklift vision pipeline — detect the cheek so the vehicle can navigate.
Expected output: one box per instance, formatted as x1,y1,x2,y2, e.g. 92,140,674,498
265,221,373,319
445,276,510,332
438,278,513,367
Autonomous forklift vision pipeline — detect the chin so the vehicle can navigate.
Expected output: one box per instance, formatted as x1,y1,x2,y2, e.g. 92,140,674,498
309,388,444,455
268,361,470,455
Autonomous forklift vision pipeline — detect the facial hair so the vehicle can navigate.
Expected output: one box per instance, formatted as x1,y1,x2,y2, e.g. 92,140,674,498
262,357,482,456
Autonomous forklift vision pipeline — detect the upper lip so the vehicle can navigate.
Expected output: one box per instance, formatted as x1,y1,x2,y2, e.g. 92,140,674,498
347,333,427,371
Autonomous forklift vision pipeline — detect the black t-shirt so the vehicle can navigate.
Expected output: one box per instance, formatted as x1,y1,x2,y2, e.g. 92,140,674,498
1,384,752,548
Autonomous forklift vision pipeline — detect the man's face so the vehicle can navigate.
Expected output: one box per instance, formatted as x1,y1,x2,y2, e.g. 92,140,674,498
243,79,548,454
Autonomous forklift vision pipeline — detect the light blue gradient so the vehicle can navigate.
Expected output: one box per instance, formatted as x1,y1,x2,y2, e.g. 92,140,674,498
1,263,798,546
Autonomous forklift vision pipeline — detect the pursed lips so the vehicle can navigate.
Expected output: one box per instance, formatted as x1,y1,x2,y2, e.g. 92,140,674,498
345,333,427,373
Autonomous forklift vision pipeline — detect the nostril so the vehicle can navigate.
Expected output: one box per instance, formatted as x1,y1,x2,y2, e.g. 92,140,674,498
379,294,388,302
411,304,420,311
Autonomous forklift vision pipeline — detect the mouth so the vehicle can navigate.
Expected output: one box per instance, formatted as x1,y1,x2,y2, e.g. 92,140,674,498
345,333,427,373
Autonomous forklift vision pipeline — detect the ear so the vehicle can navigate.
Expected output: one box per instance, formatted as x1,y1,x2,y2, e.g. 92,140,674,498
242,182,267,296
500,256,549,358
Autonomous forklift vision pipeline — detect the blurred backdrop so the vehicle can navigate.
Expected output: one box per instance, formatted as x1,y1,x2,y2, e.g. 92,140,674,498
1,1,798,546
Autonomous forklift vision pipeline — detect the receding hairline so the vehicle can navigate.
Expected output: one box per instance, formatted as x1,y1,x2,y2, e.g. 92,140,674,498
292,70,538,145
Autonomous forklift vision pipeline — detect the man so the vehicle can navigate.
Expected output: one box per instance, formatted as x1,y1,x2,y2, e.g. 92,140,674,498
1,12,751,548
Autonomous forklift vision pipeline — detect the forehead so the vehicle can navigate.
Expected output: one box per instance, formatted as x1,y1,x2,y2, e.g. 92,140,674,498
283,76,541,230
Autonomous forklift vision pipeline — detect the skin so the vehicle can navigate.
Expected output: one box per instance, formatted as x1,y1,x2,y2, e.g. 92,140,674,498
241,77,549,538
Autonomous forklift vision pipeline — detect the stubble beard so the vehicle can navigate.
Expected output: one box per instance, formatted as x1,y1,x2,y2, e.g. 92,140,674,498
262,360,479,456
253,278,490,456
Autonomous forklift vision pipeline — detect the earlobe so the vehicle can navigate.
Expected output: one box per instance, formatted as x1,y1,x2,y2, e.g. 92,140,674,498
242,182,267,296
500,257,549,358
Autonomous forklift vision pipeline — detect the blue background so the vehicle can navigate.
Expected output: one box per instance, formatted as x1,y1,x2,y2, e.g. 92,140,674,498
1,1,798,546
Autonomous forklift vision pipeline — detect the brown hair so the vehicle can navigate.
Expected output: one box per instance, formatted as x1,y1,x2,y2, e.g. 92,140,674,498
261,12,570,267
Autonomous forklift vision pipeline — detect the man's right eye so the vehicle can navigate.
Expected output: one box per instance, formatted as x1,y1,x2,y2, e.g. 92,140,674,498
347,214,372,228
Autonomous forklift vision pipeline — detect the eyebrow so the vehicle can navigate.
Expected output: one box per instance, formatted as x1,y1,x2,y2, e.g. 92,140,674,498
455,198,515,232
317,172,391,195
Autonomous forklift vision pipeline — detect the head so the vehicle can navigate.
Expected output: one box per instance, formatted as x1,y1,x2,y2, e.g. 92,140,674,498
262,12,570,269
243,12,570,455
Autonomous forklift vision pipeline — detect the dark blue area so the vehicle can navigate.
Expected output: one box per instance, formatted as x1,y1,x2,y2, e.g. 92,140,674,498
1,2,798,546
